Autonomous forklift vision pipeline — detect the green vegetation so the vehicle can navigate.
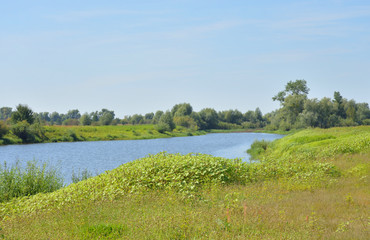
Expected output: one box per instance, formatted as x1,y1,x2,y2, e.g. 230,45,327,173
1,80,369,145
0,160,63,203
0,126,368,239
71,169,94,184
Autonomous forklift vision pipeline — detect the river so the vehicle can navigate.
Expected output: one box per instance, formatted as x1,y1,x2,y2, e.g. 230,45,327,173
0,132,282,184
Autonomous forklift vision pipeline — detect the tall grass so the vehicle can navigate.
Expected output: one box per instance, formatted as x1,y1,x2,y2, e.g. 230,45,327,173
247,139,271,160
71,168,94,184
0,160,64,202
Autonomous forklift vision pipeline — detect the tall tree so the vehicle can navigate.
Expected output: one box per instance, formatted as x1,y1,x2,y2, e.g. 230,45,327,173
66,109,81,119
273,79,310,103
80,113,92,126
199,108,219,129
11,104,35,124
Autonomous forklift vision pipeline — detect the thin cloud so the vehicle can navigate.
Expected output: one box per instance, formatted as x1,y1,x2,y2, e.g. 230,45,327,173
167,20,244,39
47,9,157,22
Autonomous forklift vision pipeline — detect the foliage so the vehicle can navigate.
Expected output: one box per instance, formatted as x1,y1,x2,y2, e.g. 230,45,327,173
62,119,80,126
10,121,35,143
0,121,8,138
199,108,219,129
173,116,198,130
172,103,193,117
0,160,63,202
80,113,92,126
247,140,271,160
71,169,94,183
99,109,115,125
11,104,35,124
0,107,12,120
157,111,175,132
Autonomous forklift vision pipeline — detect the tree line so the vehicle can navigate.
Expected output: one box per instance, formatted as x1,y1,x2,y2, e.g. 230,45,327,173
1,80,369,143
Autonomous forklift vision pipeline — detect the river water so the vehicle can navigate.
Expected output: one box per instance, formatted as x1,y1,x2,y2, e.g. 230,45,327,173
0,132,282,184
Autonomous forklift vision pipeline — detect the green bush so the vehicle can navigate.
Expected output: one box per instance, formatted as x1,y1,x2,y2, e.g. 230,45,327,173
247,140,271,160
0,121,8,138
361,119,370,125
0,160,64,202
10,121,35,143
155,122,171,133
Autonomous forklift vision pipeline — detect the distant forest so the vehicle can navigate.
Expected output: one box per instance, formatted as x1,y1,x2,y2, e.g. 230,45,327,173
1,80,370,140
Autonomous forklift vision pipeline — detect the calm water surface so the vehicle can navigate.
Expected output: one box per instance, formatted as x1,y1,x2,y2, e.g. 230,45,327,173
0,133,282,184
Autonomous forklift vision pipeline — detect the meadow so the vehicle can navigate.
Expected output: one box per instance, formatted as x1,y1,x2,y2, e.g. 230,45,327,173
0,126,369,239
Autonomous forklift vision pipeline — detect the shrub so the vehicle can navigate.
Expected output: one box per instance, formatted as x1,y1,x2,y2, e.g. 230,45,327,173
361,119,370,125
11,121,35,143
247,140,271,160
218,121,241,129
155,122,171,133
173,116,198,130
63,119,80,126
0,160,64,202
0,121,8,138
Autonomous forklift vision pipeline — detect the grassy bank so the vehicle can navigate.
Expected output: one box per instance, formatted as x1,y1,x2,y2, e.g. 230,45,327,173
0,124,207,145
0,126,369,239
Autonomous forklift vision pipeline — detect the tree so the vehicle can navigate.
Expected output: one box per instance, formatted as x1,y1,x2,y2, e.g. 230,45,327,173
99,111,115,125
153,111,164,124
220,110,243,124
344,99,357,122
129,114,143,125
356,103,370,123
273,79,310,103
173,116,198,130
281,94,306,124
0,121,9,138
11,121,35,143
172,103,193,117
333,91,345,118
199,108,219,129
156,111,175,132
66,109,81,119
144,113,154,123
80,113,92,126
50,112,62,125
0,107,12,120
11,104,35,124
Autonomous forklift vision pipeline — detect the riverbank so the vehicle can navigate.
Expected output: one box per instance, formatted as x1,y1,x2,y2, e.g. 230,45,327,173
0,126,369,239
0,124,208,146
0,124,287,146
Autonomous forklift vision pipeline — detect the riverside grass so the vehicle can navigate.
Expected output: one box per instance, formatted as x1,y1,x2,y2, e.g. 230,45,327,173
0,124,206,145
0,126,369,239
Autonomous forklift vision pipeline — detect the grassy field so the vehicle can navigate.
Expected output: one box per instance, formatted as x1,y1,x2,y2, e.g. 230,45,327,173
0,126,369,239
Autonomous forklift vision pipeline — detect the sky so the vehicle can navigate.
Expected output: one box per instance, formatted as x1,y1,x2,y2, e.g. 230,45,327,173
1,0,370,118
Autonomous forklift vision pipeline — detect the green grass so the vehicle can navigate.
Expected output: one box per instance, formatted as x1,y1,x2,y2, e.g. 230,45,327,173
43,124,206,142
0,124,207,145
0,126,369,239
0,160,64,203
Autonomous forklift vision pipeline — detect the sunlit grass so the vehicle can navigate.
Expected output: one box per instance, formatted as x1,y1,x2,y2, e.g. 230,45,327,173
43,124,205,142
0,126,369,239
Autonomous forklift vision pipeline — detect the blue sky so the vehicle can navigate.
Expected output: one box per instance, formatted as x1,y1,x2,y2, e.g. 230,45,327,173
1,0,369,117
